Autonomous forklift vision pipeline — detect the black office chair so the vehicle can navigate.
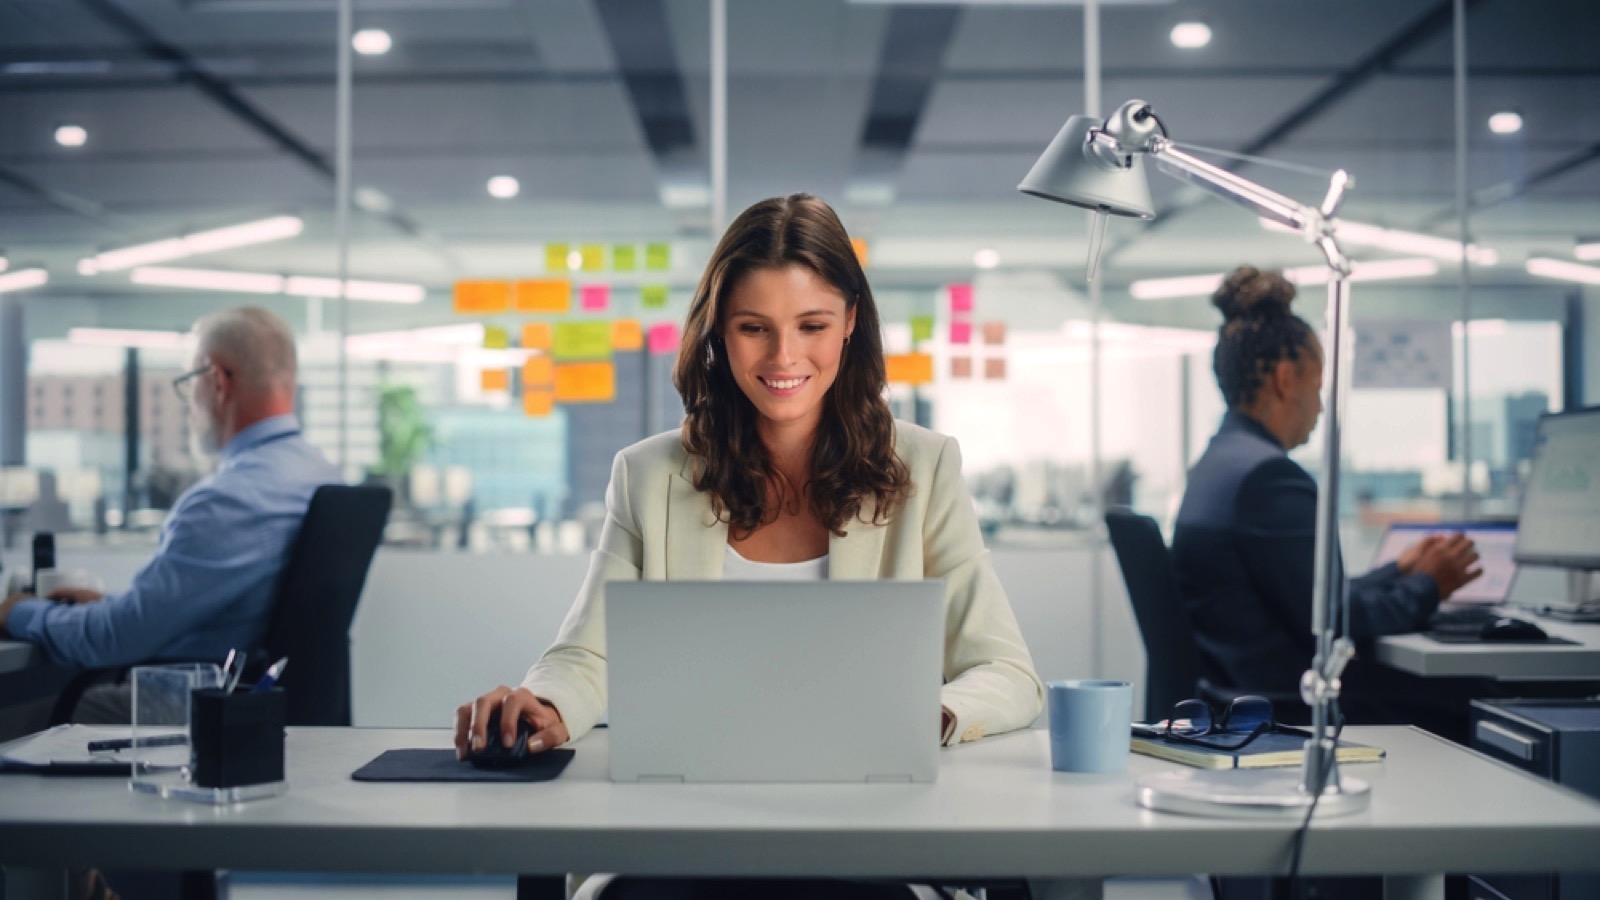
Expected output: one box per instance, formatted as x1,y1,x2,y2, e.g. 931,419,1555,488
1104,507,1205,723
49,485,392,727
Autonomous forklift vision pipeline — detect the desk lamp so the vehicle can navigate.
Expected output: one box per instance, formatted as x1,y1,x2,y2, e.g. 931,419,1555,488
1021,99,1368,818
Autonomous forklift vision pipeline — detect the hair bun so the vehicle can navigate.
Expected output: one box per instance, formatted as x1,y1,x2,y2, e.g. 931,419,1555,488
1211,266,1296,321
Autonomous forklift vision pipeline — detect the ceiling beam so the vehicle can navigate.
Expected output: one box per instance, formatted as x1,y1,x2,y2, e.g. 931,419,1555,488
848,5,962,198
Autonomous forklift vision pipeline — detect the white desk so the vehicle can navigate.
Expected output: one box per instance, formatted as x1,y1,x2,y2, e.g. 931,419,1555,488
1374,616,1600,679
0,641,39,676
2,726,1599,900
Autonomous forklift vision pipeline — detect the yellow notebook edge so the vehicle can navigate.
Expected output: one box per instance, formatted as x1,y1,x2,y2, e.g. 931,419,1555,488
1130,736,1386,770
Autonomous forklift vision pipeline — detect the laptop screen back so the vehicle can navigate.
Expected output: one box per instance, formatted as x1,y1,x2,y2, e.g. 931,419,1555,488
605,580,944,783
1370,522,1518,604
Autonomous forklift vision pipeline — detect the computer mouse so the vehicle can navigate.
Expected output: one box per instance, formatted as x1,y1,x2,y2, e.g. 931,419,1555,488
1480,617,1548,642
467,709,536,768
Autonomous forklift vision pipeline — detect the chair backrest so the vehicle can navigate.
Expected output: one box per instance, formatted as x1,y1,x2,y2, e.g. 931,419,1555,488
1104,508,1202,723
261,485,392,726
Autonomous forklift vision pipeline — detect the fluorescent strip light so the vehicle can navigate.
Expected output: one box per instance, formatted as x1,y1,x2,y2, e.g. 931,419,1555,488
131,266,284,294
346,324,485,353
87,216,304,272
1526,257,1600,287
1574,242,1600,262
284,276,425,304
1131,258,1438,301
129,266,425,303
1130,272,1225,300
0,268,49,294
68,328,190,349
1450,319,1509,339
1259,218,1497,265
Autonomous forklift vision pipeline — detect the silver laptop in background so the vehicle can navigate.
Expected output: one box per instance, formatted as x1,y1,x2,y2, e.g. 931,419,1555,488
605,580,944,783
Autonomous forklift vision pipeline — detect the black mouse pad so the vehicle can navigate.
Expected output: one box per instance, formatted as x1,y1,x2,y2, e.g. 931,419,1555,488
1425,633,1578,645
352,748,576,782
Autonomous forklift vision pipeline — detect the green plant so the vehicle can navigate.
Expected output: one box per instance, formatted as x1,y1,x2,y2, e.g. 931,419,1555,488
373,382,433,479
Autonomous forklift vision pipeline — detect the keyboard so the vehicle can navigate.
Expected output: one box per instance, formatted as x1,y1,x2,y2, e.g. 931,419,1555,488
1428,606,1501,634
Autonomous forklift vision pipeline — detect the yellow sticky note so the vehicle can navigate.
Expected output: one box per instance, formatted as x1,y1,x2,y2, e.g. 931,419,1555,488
612,319,644,351
885,352,935,385
480,369,509,392
522,356,555,389
453,281,510,315
521,322,552,351
641,284,669,308
523,389,555,418
514,280,570,314
553,322,613,360
483,326,508,349
545,243,571,273
613,244,638,272
554,362,616,402
580,244,605,272
851,237,869,268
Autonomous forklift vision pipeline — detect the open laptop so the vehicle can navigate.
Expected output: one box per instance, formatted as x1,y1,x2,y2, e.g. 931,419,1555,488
605,580,944,783
1369,521,1519,605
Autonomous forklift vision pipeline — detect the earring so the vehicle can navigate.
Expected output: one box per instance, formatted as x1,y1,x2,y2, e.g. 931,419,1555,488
704,340,716,369
843,335,851,347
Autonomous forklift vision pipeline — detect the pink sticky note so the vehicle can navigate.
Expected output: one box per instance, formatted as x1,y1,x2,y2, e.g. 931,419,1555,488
948,283,974,313
949,321,972,345
648,322,681,355
581,284,610,312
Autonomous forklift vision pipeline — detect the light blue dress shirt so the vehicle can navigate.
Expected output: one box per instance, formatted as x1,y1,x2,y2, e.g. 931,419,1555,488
7,415,342,669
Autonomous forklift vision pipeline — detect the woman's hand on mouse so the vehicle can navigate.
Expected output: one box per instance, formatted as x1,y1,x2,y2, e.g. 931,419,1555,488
454,686,569,760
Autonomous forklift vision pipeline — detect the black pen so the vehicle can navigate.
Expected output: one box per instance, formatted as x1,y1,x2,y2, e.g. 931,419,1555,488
86,733,188,753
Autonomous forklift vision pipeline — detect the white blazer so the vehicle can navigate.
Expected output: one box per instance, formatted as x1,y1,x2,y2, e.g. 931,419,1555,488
522,419,1046,746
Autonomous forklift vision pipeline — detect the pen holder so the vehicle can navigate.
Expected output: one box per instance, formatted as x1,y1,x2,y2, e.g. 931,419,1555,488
189,687,287,790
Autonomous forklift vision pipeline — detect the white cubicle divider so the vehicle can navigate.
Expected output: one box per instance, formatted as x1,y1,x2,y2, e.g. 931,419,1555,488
1,541,1145,729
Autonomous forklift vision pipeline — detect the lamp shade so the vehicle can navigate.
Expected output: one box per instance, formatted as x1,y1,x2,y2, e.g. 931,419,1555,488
1018,115,1155,219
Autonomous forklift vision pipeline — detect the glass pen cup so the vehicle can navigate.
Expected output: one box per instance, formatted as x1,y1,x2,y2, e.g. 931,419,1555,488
127,662,289,804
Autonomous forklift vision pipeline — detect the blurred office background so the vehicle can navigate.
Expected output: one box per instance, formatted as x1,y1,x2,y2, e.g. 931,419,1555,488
0,0,1596,721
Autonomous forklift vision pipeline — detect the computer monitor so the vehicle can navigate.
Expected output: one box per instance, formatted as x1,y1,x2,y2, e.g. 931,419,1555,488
1513,406,1600,570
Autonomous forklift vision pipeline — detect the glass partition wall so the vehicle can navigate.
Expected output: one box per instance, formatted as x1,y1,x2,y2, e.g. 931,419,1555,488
0,1,1592,559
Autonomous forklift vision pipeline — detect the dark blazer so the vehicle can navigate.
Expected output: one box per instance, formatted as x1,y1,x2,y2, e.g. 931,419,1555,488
1171,411,1440,697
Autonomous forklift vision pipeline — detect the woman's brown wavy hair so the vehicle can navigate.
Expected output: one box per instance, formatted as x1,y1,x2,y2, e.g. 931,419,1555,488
673,193,911,539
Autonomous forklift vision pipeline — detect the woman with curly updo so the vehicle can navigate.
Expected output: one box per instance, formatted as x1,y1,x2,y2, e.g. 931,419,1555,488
1171,265,1481,732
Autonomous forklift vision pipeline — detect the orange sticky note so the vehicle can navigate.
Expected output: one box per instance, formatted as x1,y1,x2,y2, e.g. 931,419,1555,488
885,352,934,385
523,389,555,417
984,357,1007,380
982,321,1007,345
554,361,616,402
951,356,973,380
515,279,570,313
480,369,509,392
522,356,555,389
851,237,869,267
521,322,552,351
612,319,643,351
453,280,510,314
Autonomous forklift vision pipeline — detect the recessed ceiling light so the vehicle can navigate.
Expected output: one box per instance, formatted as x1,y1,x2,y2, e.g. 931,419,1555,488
487,176,520,199
352,29,392,56
1487,111,1523,135
55,124,88,147
1169,21,1211,49
973,249,1001,269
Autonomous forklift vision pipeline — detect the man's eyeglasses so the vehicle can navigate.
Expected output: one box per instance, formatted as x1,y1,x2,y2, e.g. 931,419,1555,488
171,363,214,402
1131,695,1276,751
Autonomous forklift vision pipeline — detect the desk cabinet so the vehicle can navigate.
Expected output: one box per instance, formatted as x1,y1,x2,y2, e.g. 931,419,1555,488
1469,699,1600,900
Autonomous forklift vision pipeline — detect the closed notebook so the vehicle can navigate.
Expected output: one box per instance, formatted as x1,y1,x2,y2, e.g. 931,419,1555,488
1130,727,1385,770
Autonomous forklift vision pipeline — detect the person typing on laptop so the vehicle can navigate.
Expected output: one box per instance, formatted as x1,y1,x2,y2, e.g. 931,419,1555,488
456,194,1044,898
1170,267,1483,738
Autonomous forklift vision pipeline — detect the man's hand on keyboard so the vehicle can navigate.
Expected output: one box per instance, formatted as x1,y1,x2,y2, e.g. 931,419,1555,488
1397,535,1445,576
1412,533,1484,600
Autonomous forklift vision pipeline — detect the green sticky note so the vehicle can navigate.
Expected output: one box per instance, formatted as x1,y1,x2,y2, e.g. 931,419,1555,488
552,321,614,361
613,244,638,272
910,315,934,344
545,243,570,273
483,325,509,349
645,242,671,271
641,284,669,309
